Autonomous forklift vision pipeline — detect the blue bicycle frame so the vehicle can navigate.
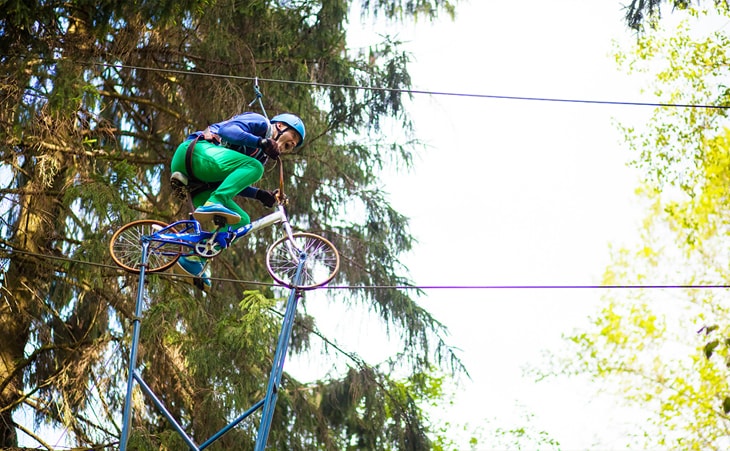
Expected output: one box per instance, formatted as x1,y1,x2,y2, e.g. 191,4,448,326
150,205,293,259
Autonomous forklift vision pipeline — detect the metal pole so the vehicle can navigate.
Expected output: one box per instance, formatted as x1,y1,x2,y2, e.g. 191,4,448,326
120,241,149,451
134,370,200,450
199,399,265,449
254,254,306,451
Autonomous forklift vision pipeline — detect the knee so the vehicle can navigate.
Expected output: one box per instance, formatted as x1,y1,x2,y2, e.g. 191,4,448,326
170,141,192,173
247,160,264,181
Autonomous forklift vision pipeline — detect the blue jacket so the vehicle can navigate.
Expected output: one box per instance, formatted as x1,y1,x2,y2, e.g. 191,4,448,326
188,112,273,164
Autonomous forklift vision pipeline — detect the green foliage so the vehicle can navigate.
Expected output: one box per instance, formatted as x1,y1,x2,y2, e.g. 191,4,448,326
623,0,728,31
538,5,730,450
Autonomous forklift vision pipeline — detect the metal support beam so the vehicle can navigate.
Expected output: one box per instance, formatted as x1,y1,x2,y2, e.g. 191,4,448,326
255,253,306,450
120,241,149,451
120,242,307,451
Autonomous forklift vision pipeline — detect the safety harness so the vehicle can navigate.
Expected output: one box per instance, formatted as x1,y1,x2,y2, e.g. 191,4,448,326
181,133,221,197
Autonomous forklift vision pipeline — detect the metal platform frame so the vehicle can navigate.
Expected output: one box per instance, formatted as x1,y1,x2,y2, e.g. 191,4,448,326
119,240,306,450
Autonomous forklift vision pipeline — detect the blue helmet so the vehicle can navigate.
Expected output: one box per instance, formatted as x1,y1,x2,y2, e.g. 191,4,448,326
271,113,306,147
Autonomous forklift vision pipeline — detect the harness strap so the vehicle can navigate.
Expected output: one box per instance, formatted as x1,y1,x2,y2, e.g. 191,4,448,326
185,135,200,182
183,135,223,198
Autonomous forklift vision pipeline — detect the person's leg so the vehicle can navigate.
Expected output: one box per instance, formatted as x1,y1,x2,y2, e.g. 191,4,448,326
170,140,191,175
188,189,249,226
170,141,254,290
173,254,212,291
191,142,263,227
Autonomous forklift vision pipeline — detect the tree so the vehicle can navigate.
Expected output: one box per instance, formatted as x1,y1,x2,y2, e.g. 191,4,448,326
539,5,730,449
623,0,728,30
0,0,463,448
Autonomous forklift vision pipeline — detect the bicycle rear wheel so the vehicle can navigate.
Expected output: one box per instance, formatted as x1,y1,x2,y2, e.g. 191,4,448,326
110,219,182,273
266,232,340,289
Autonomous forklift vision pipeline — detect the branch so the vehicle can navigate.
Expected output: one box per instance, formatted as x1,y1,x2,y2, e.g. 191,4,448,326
97,89,186,122
13,421,54,450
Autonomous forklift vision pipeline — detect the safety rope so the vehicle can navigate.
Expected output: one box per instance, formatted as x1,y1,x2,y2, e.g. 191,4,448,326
248,77,269,120
247,78,286,203
277,158,286,202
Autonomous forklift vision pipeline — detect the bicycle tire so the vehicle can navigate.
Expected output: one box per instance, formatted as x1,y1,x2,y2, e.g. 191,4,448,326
266,232,340,290
109,219,182,273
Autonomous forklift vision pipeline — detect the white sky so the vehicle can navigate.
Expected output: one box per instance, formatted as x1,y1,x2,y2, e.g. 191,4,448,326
294,0,662,449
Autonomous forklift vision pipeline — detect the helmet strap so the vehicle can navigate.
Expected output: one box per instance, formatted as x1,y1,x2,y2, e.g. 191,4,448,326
272,123,292,142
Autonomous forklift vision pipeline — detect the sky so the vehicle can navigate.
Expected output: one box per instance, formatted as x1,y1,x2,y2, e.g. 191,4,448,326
293,0,663,449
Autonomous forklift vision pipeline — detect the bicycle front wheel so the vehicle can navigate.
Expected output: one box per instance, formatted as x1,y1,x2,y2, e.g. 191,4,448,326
109,220,182,273
266,232,340,290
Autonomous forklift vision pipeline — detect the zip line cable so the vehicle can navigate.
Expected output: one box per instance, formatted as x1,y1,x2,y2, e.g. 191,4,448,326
4,64,721,287
3,247,730,290
9,63,717,288
92,62,730,110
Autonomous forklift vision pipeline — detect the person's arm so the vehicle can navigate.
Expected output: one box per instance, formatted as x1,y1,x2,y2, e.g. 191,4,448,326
237,186,277,207
238,186,259,199
217,113,270,149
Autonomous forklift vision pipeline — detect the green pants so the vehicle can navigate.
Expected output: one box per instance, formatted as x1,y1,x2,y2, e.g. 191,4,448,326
171,140,264,227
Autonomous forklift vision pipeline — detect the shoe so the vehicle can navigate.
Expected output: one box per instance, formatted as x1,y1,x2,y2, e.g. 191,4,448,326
174,256,212,291
170,172,189,201
193,202,241,225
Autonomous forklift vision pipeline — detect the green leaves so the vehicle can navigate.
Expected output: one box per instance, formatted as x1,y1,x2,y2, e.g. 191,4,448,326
704,339,720,359
547,5,730,449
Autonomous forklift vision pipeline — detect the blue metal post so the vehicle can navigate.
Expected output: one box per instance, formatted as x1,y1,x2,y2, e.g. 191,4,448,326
199,399,265,449
120,241,149,451
254,254,306,450
134,370,200,450
118,241,308,450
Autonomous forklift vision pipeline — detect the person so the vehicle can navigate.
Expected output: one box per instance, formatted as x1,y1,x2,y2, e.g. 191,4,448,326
169,111,305,290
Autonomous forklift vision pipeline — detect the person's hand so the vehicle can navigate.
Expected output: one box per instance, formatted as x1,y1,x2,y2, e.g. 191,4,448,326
255,188,277,208
202,129,221,144
273,189,288,206
259,138,280,159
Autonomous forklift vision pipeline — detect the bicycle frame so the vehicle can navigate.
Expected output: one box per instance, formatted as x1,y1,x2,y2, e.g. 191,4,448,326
145,205,297,258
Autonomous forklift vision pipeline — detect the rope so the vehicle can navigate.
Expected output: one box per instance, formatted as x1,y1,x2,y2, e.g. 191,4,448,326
277,159,286,201
245,76,286,202
247,77,269,119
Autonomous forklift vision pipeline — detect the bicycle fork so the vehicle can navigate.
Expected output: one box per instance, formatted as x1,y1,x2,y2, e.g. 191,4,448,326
276,208,300,258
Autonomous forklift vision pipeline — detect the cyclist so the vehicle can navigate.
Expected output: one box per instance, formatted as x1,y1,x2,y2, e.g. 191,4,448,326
169,112,305,290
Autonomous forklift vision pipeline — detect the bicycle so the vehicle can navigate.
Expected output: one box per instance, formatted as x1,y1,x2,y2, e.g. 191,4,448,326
109,173,340,290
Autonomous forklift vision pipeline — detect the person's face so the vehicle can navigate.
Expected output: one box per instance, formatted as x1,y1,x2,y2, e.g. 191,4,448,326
275,124,301,153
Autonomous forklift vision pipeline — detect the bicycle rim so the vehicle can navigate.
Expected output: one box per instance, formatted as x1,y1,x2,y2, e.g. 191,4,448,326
266,232,340,289
109,219,182,273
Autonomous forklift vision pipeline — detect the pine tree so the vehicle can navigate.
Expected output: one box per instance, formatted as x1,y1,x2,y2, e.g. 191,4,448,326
623,0,728,30
0,0,462,448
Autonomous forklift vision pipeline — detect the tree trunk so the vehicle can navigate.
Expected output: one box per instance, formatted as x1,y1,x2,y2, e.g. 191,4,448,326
0,160,65,446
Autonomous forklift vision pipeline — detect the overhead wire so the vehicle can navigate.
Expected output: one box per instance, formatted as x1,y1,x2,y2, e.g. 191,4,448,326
92,62,730,110
2,246,729,290
4,62,729,289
